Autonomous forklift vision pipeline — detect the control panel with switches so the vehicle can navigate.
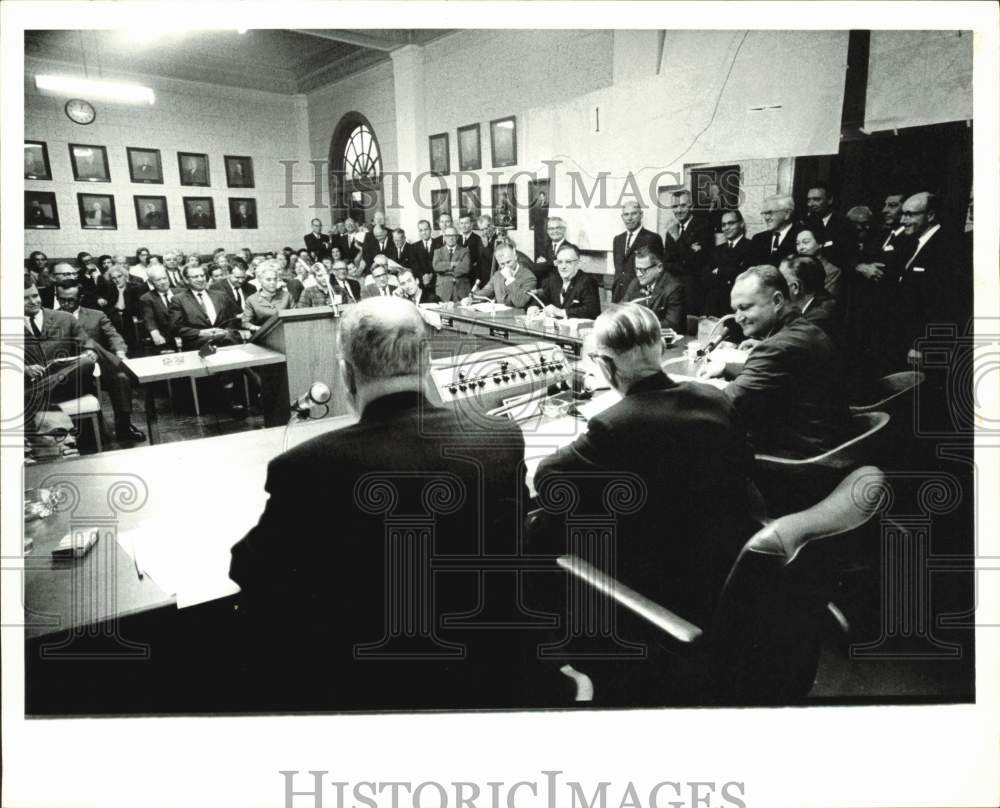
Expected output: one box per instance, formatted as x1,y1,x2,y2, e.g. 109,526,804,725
430,341,571,410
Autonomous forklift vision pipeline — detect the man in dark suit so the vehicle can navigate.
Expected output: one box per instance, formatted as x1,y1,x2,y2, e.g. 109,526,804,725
611,201,664,303
411,219,441,292
705,210,754,316
750,194,801,266
457,214,485,285
432,227,472,303
40,262,99,309
385,228,416,270
229,296,542,709
804,182,855,269
779,255,842,346
162,252,187,289
54,280,145,443
701,266,850,459
304,218,330,260
624,246,685,331
393,268,440,305
211,265,256,311
140,266,177,348
168,265,241,350
361,259,396,299
533,217,575,282
361,224,392,273
528,244,600,320
894,191,965,366
23,276,98,418
330,260,362,304
663,190,714,315
535,302,754,632
477,215,500,282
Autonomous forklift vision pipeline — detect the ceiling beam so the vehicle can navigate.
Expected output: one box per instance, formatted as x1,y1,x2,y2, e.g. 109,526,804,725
290,29,409,52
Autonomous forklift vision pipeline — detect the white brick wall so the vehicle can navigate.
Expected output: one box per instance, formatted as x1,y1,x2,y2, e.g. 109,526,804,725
24,56,311,260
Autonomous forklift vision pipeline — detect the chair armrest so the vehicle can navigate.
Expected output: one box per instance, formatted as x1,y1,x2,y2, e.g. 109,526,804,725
555,555,704,644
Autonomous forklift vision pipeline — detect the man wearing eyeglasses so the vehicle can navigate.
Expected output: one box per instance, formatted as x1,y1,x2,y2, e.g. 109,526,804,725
705,210,754,316
624,246,685,331
361,257,396,298
534,302,754,632
526,244,600,320
750,194,801,266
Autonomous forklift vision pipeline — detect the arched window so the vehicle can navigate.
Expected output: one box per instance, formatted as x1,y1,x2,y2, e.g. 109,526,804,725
329,113,384,222
343,123,382,183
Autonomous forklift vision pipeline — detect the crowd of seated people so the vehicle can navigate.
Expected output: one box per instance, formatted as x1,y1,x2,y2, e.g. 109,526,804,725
23,181,970,458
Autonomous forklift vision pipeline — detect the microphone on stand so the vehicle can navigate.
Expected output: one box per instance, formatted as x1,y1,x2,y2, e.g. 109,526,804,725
696,314,737,359
526,290,546,310
290,381,332,417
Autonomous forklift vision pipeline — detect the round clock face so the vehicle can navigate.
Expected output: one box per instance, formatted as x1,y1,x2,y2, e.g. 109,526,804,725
65,99,96,125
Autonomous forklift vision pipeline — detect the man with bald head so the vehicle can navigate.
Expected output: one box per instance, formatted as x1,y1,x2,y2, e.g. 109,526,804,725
230,296,534,709
750,194,801,266
611,201,665,303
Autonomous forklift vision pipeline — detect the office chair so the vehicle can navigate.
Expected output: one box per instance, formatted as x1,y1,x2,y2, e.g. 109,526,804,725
55,362,103,453
752,411,889,516
552,465,887,705
849,371,925,415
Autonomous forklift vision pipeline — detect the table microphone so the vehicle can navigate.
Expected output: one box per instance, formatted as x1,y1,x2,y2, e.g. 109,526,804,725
526,290,546,309
290,381,332,414
697,314,737,358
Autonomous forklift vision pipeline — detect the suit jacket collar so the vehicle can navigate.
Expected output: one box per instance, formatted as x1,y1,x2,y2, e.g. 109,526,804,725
361,391,431,422
626,371,676,396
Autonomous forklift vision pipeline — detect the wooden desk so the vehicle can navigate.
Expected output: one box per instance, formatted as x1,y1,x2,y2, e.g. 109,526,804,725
435,305,589,356
122,344,286,443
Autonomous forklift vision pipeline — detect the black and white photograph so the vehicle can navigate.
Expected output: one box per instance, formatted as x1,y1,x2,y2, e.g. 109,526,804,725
428,131,449,175
225,154,254,188
24,190,59,228
430,187,452,229
182,195,216,228
228,196,257,228
178,150,210,185
134,194,169,229
457,122,481,171
489,114,517,168
126,146,163,183
24,140,51,179
68,142,110,181
491,180,517,230
458,184,481,221
7,10,999,808
76,192,116,229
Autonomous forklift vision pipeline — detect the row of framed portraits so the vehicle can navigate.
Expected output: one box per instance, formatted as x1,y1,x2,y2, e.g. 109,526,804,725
25,191,259,231
428,178,551,232
24,141,255,188
429,115,517,176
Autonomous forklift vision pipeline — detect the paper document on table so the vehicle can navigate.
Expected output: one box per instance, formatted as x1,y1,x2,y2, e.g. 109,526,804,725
467,302,512,312
117,529,184,596
670,373,729,390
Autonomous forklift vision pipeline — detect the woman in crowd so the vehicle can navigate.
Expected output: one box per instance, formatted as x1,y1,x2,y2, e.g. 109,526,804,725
297,263,336,308
101,264,142,350
796,229,843,299
242,262,292,330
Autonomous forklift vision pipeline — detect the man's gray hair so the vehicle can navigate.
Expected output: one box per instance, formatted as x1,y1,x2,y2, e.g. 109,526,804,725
340,298,429,383
593,303,662,354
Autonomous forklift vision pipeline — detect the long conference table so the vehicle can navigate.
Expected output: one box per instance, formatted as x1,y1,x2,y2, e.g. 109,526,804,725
19,305,717,644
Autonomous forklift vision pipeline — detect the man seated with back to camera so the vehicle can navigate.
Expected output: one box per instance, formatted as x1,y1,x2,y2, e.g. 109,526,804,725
533,303,755,678
700,265,851,461
779,255,842,346
623,245,686,332
461,242,535,308
526,243,601,320
53,279,146,444
228,296,549,709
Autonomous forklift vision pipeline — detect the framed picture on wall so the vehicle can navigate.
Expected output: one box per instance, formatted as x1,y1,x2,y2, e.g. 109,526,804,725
489,116,517,168
69,143,110,182
134,195,169,230
183,196,216,229
689,164,741,233
429,132,450,176
24,141,52,180
77,192,117,229
458,185,482,222
457,123,481,172
229,197,258,229
491,182,517,230
127,147,164,183
430,188,452,230
225,155,255,188
178,152,210,186
25,191,59,229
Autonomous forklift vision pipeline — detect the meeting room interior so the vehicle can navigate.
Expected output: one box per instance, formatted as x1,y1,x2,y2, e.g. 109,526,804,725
15,24,984,716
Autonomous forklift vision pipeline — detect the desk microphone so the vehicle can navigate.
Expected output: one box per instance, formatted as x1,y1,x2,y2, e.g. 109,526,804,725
629,294,652,307
697,314,737,358
290,381,332,419
526,290,546,310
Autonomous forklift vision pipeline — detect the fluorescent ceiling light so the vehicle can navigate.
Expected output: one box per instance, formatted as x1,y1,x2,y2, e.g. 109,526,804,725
34,74,155,105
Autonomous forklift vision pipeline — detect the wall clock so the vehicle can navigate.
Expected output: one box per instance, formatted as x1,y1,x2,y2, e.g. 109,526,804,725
65,99,96,125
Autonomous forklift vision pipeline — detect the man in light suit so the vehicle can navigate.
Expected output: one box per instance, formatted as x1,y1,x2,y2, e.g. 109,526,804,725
464,243,536,309
54,280,145,443
611,201,665,303
361,259,396,299
330,260,362,304
432,226,471,302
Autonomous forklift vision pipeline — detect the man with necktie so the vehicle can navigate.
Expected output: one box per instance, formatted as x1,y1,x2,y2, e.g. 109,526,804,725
663,190,714,314
330,260,362,304
431,226,471,302
361,260,396,299
705,210,754,316
750,194,801,266
611,201,664,303
527,244,600,320
140,266,178,349
211,265,256,311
